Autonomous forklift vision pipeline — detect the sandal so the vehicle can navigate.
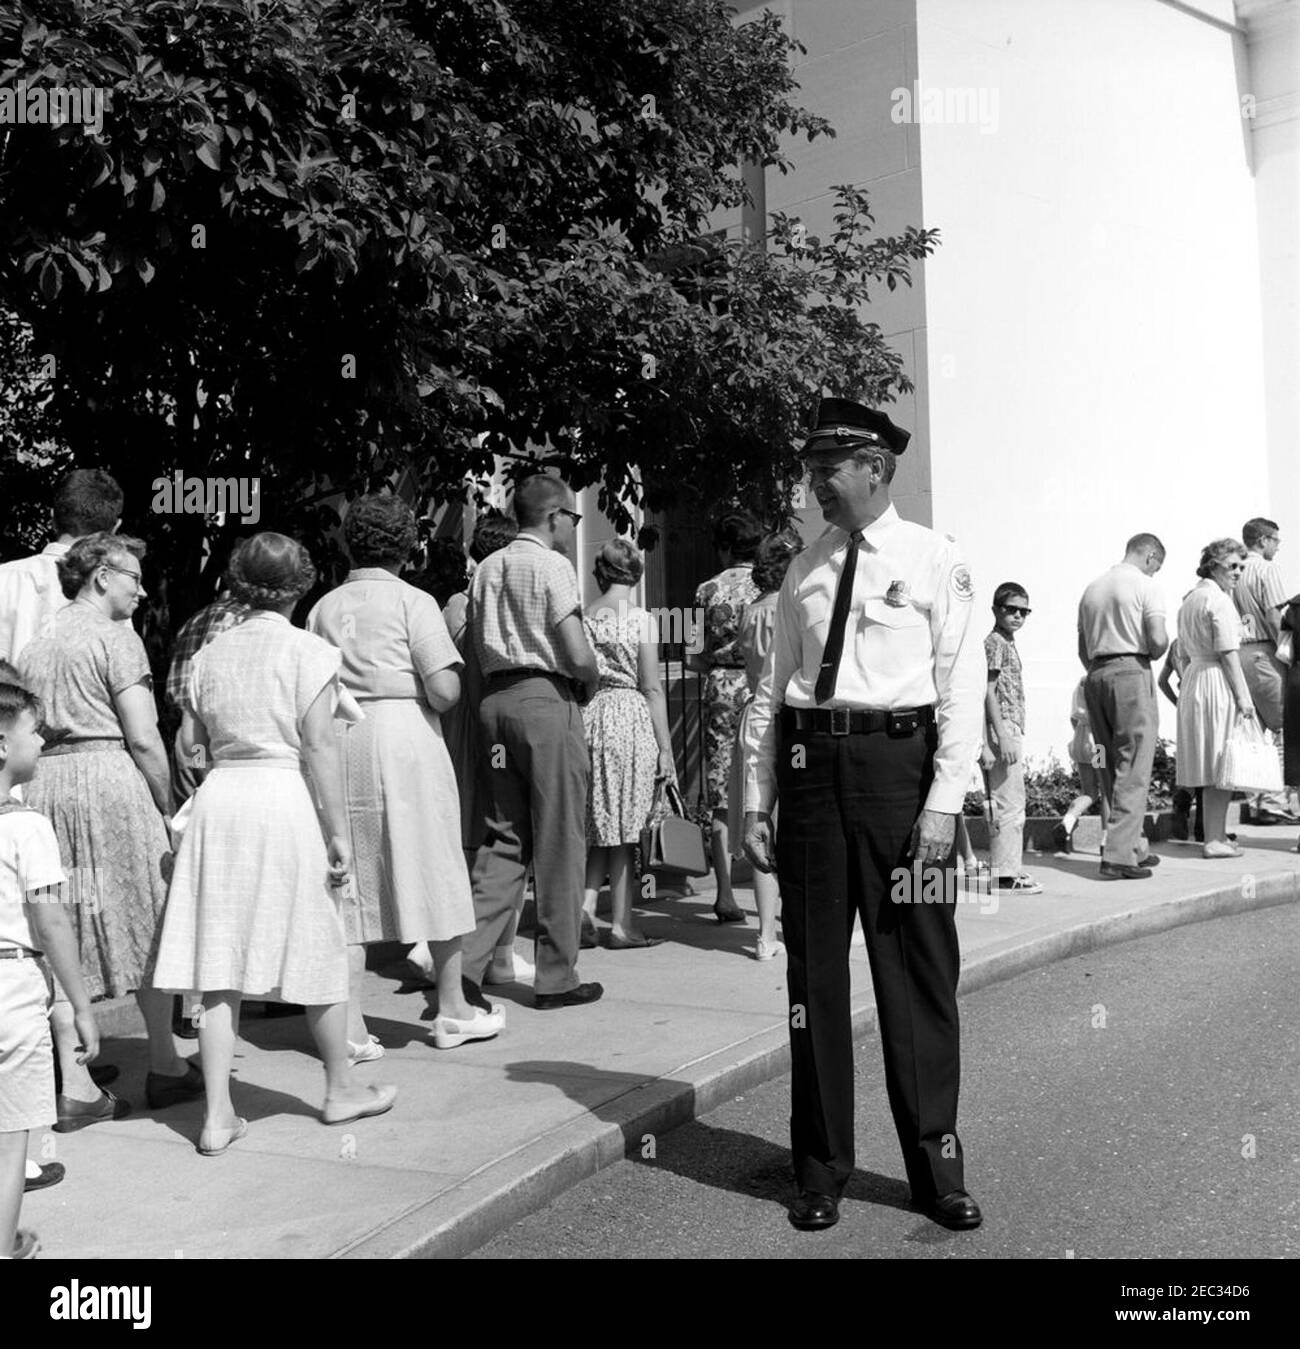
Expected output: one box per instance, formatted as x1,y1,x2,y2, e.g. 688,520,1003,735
996,873,1043,895
322,1083,398,1126
11,1228,39,1260
196,1117,248,1157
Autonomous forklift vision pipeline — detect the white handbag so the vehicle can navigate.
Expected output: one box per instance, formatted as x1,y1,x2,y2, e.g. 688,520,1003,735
1216,716,1283,793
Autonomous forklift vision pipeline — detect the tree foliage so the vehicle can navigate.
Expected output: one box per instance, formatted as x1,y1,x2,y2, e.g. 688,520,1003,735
0,0,937,626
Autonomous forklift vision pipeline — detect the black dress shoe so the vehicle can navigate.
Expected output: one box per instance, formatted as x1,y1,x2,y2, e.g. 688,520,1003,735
535,981,604,1010
1137,853,1161,867
24,1162,65,1193
580,916,600,949
927,1189,983,1230
145,1059,205,1110
1099,861,1152,880
788,1190,840,1230
53,1089,131,1133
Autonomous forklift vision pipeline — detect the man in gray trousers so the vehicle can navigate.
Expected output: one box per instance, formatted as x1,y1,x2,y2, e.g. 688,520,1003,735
1077,533,1169,880
461,474,604,1009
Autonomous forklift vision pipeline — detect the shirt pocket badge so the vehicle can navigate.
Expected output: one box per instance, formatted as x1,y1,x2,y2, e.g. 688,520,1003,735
860,595,926,630
885,580,910,607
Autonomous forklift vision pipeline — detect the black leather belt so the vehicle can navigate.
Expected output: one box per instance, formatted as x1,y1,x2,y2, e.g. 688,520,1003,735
0,946,41,960
1088,653,1150,670
781,705,935,737
485,668,563,686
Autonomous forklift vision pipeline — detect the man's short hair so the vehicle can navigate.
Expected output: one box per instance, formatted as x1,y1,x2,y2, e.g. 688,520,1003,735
993,581,1029,609
53,468,123,536
512,474,571,527
1125,532,1165,559
850,442,898,484
1242,518,1279,549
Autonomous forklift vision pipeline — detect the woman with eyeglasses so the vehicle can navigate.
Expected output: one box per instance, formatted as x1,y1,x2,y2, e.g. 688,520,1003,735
1174,539,1256,857
19,532,200,1128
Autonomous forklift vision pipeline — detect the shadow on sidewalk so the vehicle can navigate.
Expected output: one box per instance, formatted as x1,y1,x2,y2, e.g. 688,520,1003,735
502,1058,914,1222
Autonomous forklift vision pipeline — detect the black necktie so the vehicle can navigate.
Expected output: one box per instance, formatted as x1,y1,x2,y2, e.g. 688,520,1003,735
815,530,862,704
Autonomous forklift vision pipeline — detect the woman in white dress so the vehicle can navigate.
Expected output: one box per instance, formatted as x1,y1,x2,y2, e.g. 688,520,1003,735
309,495,502,1053
151,534,396,1155
1175,538,1256,858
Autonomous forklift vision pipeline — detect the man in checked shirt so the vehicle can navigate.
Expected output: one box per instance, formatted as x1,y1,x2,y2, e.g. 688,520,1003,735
742,398,986,1234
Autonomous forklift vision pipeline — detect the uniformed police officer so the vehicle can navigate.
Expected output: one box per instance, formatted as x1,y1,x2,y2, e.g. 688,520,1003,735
742,398,985,1232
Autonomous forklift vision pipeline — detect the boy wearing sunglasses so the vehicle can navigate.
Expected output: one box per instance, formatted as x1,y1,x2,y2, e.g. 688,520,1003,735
983,583,1042,894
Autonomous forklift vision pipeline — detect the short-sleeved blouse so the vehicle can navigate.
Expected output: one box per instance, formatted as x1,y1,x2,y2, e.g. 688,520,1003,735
189,612,342,762
19,602,151,739
738,593,778,695
1177,581,1241,661
307,569,461,701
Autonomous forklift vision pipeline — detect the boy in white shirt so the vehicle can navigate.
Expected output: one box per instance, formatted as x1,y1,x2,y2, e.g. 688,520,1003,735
0,679,100,1260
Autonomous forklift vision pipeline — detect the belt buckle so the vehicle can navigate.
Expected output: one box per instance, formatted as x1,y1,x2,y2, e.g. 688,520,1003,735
829,707,851,736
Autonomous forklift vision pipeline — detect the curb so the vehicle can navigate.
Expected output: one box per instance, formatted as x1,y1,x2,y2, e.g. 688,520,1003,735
334,866,1300,1260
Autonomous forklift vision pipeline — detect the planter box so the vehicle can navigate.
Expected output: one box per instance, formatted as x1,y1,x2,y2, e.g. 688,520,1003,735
962,811,1174,854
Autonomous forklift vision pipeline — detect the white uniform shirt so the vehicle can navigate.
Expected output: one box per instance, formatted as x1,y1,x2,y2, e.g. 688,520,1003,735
743,503,985,816
0,543,70,664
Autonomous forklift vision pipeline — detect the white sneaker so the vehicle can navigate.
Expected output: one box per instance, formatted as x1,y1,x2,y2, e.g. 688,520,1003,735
485,950,535,985
347,1035,385,1066
431,1003,506,1050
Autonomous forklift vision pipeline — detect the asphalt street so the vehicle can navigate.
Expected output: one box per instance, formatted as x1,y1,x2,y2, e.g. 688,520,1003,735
472,903,1300,1259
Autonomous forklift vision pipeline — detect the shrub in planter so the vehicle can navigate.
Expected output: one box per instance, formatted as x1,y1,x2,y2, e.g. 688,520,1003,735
961,738,1178,820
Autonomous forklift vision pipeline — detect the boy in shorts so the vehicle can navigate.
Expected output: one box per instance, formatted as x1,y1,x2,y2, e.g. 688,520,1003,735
0,679,100,1259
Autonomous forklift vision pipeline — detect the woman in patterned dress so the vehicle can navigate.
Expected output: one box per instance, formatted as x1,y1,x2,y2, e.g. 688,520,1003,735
688,511,762,922
309,495,502,1053
20,533,200,1127
580,540,675,948
727,530,803,960
151,534,396,1154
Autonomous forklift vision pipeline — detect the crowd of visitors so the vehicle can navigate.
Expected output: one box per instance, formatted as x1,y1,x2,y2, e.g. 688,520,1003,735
2,457,1297,1256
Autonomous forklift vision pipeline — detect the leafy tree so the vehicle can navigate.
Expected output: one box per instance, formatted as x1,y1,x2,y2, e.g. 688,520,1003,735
0,0,936,635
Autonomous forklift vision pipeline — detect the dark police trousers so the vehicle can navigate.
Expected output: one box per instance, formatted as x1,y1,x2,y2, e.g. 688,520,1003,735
777,717,964,1201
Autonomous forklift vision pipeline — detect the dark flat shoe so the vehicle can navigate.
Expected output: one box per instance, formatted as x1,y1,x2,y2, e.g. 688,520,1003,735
789,1190,839,1230
1137,853,1161,867
713,905,747,925
25,1162,65,1193
535,981,604,1010
926,1189,983,1230
579,918,600,949
146,1059,205,1110
1099,861,1152,880
53,1088,131,1133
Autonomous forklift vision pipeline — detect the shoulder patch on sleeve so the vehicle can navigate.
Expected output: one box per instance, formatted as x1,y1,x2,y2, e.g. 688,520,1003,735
950,565,974,602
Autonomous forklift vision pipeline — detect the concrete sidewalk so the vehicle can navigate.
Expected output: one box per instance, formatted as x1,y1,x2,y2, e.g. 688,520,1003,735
23,820,1300,1260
